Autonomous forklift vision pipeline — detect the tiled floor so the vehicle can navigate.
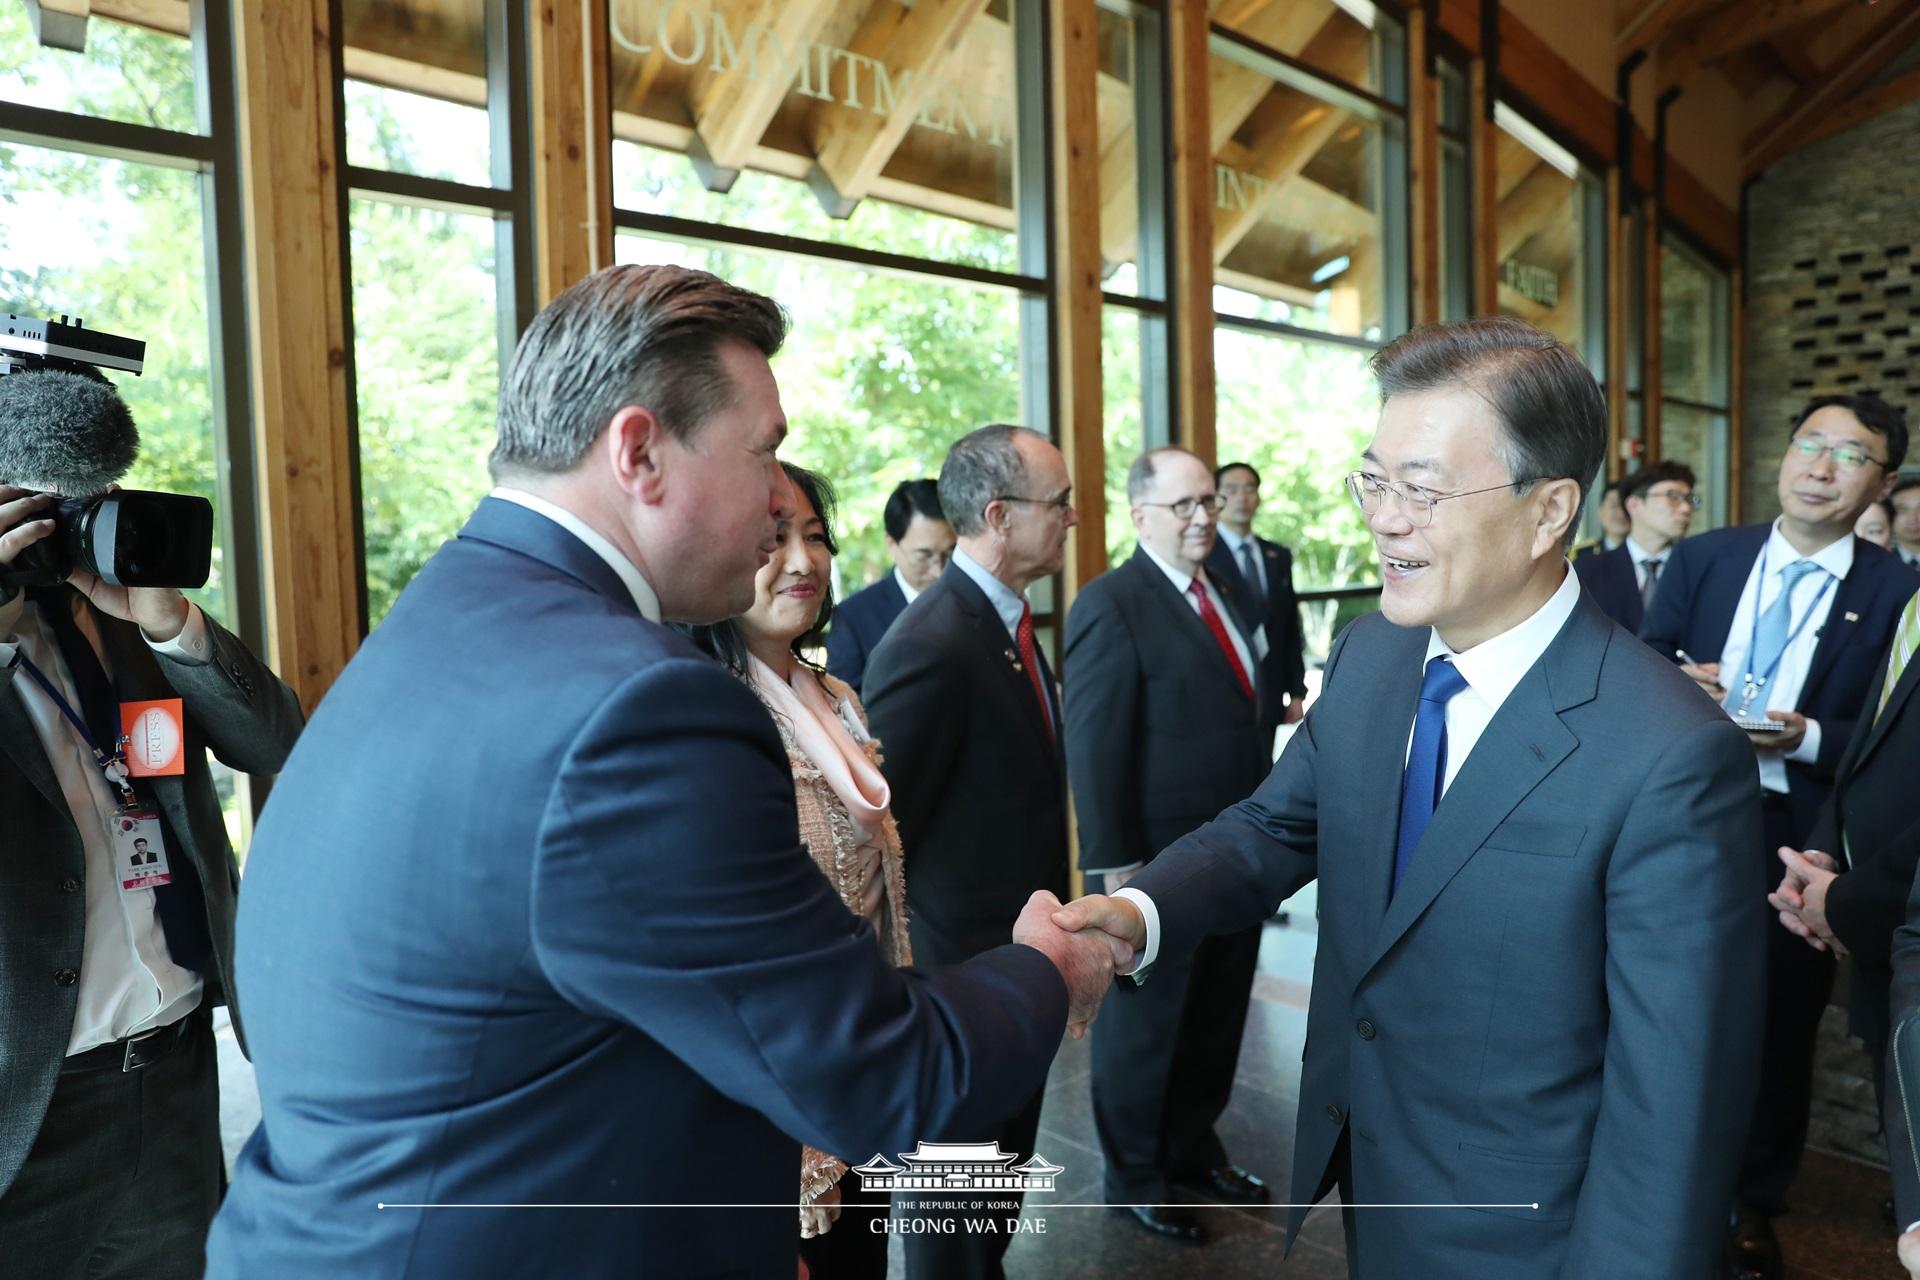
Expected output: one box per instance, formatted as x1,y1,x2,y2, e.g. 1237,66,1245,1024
212,894,1909,1277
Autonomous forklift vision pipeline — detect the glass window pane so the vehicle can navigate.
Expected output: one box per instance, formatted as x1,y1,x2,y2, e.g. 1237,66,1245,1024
1493,113,1588,353
351,199,501,624
1661,239,1726,406
0,6,198,135
1209,0,1385,96
1210,56,1393,339
343,0,493,187
1659,402,1727,531
1214,326,1380,659
613,231,1024,590
1096,4,1142,295
1104,307,1143,566
609,0,1020,273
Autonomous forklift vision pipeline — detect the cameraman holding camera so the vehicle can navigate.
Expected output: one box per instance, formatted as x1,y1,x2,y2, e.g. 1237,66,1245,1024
0,354,303,1278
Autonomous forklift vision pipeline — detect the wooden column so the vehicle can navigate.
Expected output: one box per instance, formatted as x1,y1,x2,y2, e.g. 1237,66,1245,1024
231,0,361,713
1605,167,1628,479
1729,261,1745,524
1051,0,1107,601
1408,3,1442,327
1468,55,1498,316
532,0,614,303
1167,0,1215,465
1643,197,1663,461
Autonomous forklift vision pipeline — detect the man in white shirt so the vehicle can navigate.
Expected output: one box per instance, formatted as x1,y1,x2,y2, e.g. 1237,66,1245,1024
1572,458,1696,633
1893,477,1920,571
1063,448,1272,1242
825,478,954,692
0,400,303,1279
1055,316,1766,1278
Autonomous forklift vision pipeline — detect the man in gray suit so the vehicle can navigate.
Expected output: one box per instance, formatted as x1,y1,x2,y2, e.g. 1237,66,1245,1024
0,389,304,1278
1057,316,1767,1277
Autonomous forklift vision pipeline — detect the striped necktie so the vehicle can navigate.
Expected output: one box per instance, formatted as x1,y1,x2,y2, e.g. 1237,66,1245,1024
1880,590,1920,723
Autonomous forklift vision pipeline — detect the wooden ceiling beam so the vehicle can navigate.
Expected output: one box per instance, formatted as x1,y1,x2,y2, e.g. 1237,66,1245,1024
1745,0,1920,174
687,0,839,179
1616,0,1723,56
1788,62,1920,155
1656,0,1856,92
1495,160,1571,265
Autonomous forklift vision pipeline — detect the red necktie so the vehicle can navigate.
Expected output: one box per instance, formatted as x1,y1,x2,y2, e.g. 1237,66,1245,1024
1189,579,1254,701
1016,604,1054,739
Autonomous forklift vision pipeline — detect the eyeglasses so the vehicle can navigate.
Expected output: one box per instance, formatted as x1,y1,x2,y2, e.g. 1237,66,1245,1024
1346,471,1519,528
1789,436,1887,472
1641,487,1703,510
992,493,1075,516
1136,494,1227,519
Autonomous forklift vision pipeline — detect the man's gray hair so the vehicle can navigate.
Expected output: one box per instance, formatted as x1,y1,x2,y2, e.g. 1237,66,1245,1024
1125,446,1198,505
938,424,1048,537
490,264,788,479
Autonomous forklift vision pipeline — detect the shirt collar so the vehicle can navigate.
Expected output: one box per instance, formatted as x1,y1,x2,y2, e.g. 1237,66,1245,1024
1423,566,1582,715
892,566,922,605
489,487,663,622
951,547,1028,639
1766,517,1855,582
1624,536,1666,567
1138,541,1205,596
1216,525,1253,554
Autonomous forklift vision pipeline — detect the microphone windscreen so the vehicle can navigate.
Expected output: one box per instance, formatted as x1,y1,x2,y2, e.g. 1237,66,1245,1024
0,369,139,494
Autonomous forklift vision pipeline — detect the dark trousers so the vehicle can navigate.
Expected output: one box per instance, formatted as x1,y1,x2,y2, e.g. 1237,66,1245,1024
1738,796,1838,1214
0,1008,222,1280
799,1167,889,1280
897,1084,1045,1280
1090,923,1262,1203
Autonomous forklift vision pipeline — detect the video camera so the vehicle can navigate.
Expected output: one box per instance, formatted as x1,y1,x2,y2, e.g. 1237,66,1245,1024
0,313,214,591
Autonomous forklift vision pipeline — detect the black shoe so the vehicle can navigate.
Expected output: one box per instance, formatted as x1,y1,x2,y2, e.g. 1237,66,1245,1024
1116,1204,1207,1243
1173,1163,1271,1204
1727,1205,1782,1280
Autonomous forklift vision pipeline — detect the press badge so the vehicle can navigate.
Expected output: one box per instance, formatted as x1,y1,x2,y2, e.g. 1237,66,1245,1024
120,698,186,777
109,811,173,891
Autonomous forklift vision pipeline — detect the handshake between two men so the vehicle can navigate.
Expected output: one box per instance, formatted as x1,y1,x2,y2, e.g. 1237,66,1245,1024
1010,890,1151,1038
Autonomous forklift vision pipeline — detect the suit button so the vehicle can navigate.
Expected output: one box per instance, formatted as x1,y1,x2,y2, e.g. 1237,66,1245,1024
60,878,80,894
1356,1019,1376,1040
54,968,78,986
1325,1104,1344,1124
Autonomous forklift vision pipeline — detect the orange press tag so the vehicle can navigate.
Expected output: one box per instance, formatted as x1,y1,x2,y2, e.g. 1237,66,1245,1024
120,698,186,777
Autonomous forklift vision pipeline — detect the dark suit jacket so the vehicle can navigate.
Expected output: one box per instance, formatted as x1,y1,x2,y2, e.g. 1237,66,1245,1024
863,562,1068,966
1063,548,1269,874
1206,532,1305,736
1572,542,1647,633
0,589,302,1197
824,572,908,693
1128,591,1766,1277
1812,590,1920,1052
204,500,1068,1279
1640,525,1920,842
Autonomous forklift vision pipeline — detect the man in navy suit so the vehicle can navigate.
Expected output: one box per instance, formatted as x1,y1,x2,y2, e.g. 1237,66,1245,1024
1573,459,1696,632
1207,461,1308,741
1641,392,1917,1280
1058,317,1766,1278
826,478,952,692
205,266,1124,1279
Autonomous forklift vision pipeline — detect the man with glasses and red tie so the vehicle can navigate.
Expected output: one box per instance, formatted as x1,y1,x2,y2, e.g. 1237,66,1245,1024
1640,393,1918,1280
1053,316,1767,1278
1573,459,1698,633
864,424,1076,1280
1062,447,1273,1244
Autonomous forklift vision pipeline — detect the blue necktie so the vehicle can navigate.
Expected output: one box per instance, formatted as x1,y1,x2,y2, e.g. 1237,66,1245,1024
1238,541,1266,613
1726,560,1822,715
1393,656,1470,897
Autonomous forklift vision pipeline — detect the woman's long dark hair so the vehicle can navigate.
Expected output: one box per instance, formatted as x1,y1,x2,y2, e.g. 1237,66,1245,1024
684,460,838,675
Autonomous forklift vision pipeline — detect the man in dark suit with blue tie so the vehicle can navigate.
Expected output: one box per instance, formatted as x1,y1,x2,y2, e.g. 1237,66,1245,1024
1640,392,1916,1279
1057,316,1767,1278
826,478,953,692
1572,459,1696,633
205,267,1124,1279
1207,461,1308,741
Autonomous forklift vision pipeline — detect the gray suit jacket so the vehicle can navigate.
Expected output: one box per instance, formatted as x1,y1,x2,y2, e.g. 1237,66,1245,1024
1128,590,1765,1278
0,590,303,1196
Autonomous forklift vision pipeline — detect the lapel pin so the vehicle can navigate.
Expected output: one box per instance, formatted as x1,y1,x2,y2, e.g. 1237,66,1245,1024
1845,611,1860,622
1005,648,1024,673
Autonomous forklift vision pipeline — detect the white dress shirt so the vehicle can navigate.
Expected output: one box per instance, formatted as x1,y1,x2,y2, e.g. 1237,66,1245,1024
1118,567,1584,974
1215,526,1272,662
1137,543,1256,687
1,590,212,1054
1715,520,1848,794
490,487,663,622
1625,536,1669,593
892,567,923,606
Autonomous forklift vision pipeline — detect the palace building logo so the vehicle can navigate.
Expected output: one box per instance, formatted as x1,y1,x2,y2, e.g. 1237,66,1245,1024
851,1142,1064,1194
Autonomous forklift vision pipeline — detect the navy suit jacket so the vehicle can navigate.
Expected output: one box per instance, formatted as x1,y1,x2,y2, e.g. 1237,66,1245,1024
205,499,1067,1278
825,573,908,693
1128,589,1765,1277
1571,542,1647,634
1639,524,1920,842
1205,533,1306,736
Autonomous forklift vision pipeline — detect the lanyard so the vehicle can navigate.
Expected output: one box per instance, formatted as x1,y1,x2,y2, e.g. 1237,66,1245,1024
7,648,138,807
1734,543,1838,716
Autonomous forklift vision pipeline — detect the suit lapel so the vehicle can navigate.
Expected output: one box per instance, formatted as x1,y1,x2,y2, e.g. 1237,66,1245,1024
0,680,67,815
1798,552,1875,711
1348,629,1427,946
1131,549,1253,702
1856,643,1920,771
1697,529,1770,659
946,568,1058,763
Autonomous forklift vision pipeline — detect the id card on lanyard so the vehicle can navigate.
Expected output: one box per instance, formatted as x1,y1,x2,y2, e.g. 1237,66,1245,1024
7,648,176,892
1732,544,1836,718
